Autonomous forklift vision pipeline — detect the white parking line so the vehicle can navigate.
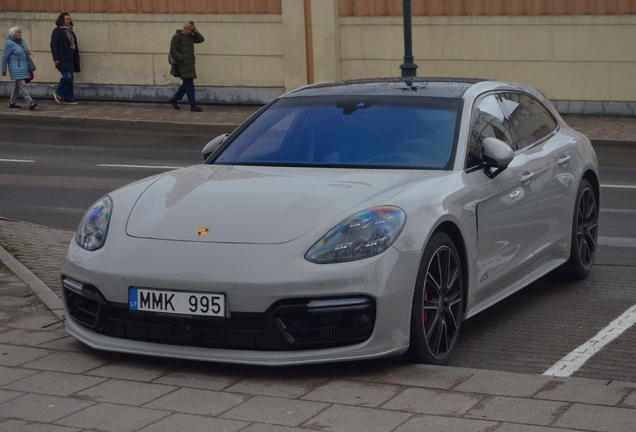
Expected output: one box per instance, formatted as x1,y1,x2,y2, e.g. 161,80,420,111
544,304,636,377
601,184,636,189
97,164,186,169
0,159,35,163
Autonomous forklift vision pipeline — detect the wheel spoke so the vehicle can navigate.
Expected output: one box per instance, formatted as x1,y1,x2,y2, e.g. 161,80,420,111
446,265,459,294
431,254,443,292
584,229,597,250
425,310,442,346
444,307,460,334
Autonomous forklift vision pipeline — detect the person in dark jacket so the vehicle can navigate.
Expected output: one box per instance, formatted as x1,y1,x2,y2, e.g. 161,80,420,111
50,12,80,104
1,27,37,110
168,21,205,112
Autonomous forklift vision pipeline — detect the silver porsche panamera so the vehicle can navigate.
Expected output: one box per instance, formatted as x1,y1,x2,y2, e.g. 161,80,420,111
62,78,599,365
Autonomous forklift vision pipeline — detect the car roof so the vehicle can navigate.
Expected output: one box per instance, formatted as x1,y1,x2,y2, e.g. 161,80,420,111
284,77,490,99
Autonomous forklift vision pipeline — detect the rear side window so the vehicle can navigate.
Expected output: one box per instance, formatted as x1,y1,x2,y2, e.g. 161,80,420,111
499,92,558,151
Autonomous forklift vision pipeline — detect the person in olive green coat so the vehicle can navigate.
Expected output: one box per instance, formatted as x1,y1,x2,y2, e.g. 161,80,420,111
168,21,204,112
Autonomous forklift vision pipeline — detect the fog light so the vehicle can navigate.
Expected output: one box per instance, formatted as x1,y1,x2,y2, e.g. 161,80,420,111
346,314,372,335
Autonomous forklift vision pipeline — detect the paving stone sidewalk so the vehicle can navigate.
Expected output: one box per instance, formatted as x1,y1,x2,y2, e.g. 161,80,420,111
1,100,635,431
1,252,636,432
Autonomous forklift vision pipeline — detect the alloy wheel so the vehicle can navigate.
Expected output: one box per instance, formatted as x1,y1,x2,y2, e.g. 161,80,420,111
576,186,598,270
422,245,463,361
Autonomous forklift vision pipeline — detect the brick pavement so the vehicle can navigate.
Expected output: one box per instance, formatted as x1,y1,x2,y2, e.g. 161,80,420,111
1,100,636,431
562,114,636,143
0,220,72,299
1,256,636,432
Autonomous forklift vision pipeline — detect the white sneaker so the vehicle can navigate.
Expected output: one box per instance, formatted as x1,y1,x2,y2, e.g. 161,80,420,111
53,93,63,104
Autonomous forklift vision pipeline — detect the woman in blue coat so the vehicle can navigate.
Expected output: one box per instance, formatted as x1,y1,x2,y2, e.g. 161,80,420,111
50,12,80,104
1,26,37,110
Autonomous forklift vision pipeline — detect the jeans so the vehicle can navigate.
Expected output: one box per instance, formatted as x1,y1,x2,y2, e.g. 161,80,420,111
172,78,196,105
10,80,33,104
56,72,75,102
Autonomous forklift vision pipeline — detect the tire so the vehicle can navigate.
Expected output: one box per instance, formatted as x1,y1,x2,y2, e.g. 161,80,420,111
562,178,598,280
407,231,464,365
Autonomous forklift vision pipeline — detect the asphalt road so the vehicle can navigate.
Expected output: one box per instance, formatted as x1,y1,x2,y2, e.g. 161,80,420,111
1,121,635,381
0,120,208,230
1,121,634,262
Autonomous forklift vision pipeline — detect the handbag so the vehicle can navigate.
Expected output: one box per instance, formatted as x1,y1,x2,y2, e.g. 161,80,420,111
25,71,34,84
27,56,36,72
170,63,180,77
168,37,181,76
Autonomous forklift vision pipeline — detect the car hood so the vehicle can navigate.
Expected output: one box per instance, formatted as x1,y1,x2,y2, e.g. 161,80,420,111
125,165,446,244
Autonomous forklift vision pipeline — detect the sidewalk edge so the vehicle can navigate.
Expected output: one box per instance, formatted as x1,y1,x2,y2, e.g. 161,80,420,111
0,112,241,133
0,244,65,320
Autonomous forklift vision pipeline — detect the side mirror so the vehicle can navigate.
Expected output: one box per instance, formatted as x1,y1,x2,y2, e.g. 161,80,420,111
202,134,229,161
481,137,514,178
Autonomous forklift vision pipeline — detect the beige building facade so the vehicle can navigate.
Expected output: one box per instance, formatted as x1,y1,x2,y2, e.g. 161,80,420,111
1,0,635,114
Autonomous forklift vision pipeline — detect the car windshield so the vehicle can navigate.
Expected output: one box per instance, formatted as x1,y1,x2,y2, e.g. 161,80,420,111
213,96,462,169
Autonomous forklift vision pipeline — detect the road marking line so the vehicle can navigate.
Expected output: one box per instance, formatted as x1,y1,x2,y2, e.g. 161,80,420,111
601,184,636,189
544,304,636,377
97,164,185,169
601,209,636,215
0,159,35,163
598,236,636,248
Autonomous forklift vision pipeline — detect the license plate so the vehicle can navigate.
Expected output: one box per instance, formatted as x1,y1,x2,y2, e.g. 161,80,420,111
129,288,226,318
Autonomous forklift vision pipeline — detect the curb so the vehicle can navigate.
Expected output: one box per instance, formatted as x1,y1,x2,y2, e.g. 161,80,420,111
0,112,238,134
0,243,65,320
591,140,636,147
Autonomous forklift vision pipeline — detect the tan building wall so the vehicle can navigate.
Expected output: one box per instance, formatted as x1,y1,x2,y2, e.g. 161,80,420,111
339,15,636,104
1,0,635,113
0,11,288,103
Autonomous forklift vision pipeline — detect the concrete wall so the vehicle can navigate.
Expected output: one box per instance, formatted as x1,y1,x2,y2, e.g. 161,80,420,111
1,0,636,114
339,14,636,114
0,12,288,103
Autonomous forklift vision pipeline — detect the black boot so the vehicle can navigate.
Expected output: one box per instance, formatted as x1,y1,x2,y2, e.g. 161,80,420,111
169,98,180,110
190,104,202,112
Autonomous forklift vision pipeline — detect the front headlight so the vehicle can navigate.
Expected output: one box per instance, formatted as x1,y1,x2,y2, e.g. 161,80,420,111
76,196,112,251
305,206,406,264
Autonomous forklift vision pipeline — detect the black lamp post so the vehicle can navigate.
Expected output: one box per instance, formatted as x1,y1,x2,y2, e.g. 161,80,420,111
399,0,418,77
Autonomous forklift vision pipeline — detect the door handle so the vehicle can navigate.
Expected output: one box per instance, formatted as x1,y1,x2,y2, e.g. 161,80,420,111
521,171,534,183
558,155,571,166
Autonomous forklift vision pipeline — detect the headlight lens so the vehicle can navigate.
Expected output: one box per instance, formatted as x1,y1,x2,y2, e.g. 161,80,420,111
76,196,112,251
305,206,406,264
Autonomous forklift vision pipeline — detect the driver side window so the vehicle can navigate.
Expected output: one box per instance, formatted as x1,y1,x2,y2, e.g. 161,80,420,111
466,94,515,170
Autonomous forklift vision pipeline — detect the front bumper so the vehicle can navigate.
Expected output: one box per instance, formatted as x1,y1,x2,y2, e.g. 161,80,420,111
63,279,377,351
61,238,419,365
